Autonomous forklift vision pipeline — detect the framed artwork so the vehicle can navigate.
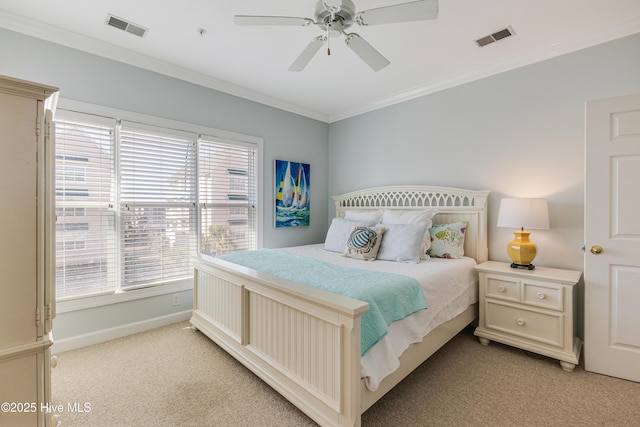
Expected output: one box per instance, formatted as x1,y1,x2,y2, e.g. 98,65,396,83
274,159,310,228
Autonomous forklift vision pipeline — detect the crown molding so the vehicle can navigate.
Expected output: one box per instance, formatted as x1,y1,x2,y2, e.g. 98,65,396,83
329,16,640,122
0,10,330,123
2,10,638,124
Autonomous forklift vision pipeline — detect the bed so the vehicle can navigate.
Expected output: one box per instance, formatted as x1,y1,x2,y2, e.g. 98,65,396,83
190,185,489,426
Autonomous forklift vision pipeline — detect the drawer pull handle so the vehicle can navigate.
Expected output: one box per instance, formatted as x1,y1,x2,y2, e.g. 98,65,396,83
516,318,526,326
498,286,506,292
537,292,546,300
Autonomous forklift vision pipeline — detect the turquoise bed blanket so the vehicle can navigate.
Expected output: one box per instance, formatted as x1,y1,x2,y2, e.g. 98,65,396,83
218,249,427,355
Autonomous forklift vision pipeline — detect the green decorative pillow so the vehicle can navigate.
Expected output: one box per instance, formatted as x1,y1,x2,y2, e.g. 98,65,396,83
343,226,384,261
427,221,468,259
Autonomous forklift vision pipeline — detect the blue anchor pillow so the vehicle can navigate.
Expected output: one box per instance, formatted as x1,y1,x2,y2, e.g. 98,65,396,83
343,226,385,261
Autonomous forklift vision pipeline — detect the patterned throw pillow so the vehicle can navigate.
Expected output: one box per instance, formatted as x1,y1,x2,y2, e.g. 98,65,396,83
343,226,385,261
427,221,468,259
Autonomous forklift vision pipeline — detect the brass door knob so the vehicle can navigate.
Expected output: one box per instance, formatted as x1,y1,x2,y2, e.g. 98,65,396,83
590,245,603,254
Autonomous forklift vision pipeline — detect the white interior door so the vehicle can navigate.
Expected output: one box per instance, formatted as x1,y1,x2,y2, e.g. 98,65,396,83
585,92,640,382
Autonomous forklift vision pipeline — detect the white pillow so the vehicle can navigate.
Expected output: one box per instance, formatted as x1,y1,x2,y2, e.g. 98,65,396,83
380,209,438,224
324,218,376,253
344,209,383,223
380,209,438,258
376,223,428,263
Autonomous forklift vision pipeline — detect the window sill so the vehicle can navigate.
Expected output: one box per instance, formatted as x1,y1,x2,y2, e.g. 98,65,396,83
55,279,194,314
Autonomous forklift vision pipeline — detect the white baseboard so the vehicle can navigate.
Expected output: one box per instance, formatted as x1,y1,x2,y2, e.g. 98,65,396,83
51,310,192,354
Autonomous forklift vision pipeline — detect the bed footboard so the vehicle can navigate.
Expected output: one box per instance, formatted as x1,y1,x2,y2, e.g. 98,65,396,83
191,258,370,427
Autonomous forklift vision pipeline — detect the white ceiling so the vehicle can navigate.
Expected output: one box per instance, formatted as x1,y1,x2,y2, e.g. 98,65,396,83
1,0,639,122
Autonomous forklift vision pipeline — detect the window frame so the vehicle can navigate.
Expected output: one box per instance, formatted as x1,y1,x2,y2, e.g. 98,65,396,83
54,99,263,314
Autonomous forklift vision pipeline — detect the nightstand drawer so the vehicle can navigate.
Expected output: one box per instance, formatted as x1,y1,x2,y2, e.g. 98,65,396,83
522,280,563,311
485,275,519,302
475,261,582,371
485,301,564,347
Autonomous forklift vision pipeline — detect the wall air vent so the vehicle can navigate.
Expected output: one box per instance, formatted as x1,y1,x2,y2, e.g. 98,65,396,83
475,26,515,47
105,14,149,38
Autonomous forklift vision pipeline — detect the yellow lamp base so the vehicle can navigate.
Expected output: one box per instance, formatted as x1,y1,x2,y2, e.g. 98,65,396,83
506,229,538,269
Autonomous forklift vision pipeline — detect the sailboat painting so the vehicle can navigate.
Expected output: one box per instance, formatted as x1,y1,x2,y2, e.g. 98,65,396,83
274,159,310,228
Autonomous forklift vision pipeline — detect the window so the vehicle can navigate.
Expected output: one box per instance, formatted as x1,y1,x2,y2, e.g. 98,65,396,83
54,104,261,302
119,122,197,289
198,137,258,257
55,114,116,299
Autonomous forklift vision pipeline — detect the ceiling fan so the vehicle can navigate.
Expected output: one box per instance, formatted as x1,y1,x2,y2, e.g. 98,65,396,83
234,0,438,72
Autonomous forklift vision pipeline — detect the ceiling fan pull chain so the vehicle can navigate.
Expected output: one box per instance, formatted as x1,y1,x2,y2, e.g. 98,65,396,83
324,2,340,57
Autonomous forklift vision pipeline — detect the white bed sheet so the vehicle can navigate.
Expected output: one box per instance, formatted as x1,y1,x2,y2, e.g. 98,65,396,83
279,244,478,391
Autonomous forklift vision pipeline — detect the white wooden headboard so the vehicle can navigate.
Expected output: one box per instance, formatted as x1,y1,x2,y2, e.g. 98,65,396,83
332,185,490,263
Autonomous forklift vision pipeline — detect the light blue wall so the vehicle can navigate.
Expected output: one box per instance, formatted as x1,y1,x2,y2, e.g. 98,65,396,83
329,32,640,273
0,28,330,249
3,26,640,343
0,28,330,342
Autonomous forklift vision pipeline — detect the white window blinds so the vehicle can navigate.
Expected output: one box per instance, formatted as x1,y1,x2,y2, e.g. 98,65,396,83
55,115,117,299
119,122,197,289
198,136,258,256
54,104,261,301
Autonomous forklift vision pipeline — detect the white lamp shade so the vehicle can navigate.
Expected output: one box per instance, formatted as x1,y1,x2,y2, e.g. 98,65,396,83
497,198,550,230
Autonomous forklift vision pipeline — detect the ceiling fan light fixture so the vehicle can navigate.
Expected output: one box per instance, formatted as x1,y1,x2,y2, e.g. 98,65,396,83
327,20,344,37
235,0,438,71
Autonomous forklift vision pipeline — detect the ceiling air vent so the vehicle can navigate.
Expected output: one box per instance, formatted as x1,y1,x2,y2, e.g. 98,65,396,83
105,14,149,38
475,26,515,47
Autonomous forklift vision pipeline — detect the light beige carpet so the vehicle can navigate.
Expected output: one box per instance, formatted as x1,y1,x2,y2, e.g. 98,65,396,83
52,321,640,426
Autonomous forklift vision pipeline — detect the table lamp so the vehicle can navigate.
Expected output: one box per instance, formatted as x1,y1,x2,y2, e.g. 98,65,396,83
497,198,549,270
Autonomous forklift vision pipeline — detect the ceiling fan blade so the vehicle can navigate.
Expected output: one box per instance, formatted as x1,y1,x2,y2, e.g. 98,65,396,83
289,36,326,71
344,33,390,71
234,15,314,26
355,0,438,26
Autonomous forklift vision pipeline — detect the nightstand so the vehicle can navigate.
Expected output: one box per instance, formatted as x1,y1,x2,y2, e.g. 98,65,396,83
474,261,582,371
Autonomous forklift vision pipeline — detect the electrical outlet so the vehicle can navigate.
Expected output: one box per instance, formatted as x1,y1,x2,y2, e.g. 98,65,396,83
171,294,180,306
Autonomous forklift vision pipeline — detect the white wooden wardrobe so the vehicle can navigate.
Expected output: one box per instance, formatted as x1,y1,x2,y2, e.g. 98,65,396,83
0,75,57,426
